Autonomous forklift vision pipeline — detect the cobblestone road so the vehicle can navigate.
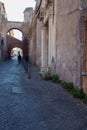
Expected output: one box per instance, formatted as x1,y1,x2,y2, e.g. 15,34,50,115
0,60,87,130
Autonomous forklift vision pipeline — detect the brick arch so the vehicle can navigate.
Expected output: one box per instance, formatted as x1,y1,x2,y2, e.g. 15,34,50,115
7,43,24,59
9,43,24,53
1,21,30,59
6,21,30,38
6,22,30,58
6,21,24,33
6,33,25,59
7,28,24,40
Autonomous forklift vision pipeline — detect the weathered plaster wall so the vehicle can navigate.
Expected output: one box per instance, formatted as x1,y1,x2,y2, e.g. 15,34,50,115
29,14,42,67
29,15,37,64
28,0,84,89
55,0,81,87
36,19,42,67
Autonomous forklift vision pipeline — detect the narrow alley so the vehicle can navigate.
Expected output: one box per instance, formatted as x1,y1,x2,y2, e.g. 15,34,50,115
0,60,86,130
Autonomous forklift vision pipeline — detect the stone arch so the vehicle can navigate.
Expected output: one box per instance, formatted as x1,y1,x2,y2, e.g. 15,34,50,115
9,43,24,53
6,21,30,38
7,43,24,59
5,22,30,58
1,21,30,59
6,28,24,59
6,21,23,31
7,27,24,40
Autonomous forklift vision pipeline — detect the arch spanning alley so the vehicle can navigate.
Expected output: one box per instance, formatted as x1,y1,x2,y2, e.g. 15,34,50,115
9,44,24,54
6,28,24,59
7,37,24,59
7,21,23,34
0,21,30,59
7,28,24,41
11,47,23,60
6,21,29,38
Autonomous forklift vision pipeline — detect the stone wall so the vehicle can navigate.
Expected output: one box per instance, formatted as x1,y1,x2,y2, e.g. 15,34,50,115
28,0,87,90
36,19,42,67
79,0,87,93
23,7,33,23
55,0,81,87
29,14,37,65
29,12,42,67
80,0,87,8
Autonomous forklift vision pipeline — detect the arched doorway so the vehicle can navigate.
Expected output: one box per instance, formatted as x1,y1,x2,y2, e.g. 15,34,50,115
7,43,24,59
6,28,25,59
7,28,24,41
11,47,23,61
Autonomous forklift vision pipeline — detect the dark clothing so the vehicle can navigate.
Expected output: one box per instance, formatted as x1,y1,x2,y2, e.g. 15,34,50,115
25,55,29,62
18,54,22,64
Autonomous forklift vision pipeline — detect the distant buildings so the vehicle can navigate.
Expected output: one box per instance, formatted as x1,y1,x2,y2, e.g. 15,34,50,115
23,7,33,23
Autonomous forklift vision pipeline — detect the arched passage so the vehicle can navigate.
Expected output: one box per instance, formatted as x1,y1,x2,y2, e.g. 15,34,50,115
7,28,24,40
6,28,28,59
7,42,24,58
0,21,30,59
11,47,23,60
6,28,26,59
6,21,30,38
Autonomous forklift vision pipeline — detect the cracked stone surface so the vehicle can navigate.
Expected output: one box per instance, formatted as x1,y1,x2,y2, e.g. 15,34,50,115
0,60,87,130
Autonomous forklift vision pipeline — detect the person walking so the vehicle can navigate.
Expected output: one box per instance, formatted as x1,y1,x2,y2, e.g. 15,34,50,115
18,51,22,64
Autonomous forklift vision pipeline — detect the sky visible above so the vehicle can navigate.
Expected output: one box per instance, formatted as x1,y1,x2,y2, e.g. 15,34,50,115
1,0,36,21
0,0,36,40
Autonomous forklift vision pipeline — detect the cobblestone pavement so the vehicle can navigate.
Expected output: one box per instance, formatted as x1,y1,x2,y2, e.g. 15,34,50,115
0,60,87,130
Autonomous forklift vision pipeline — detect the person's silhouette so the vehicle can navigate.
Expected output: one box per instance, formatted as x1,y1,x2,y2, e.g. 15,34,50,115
18,51,22,64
